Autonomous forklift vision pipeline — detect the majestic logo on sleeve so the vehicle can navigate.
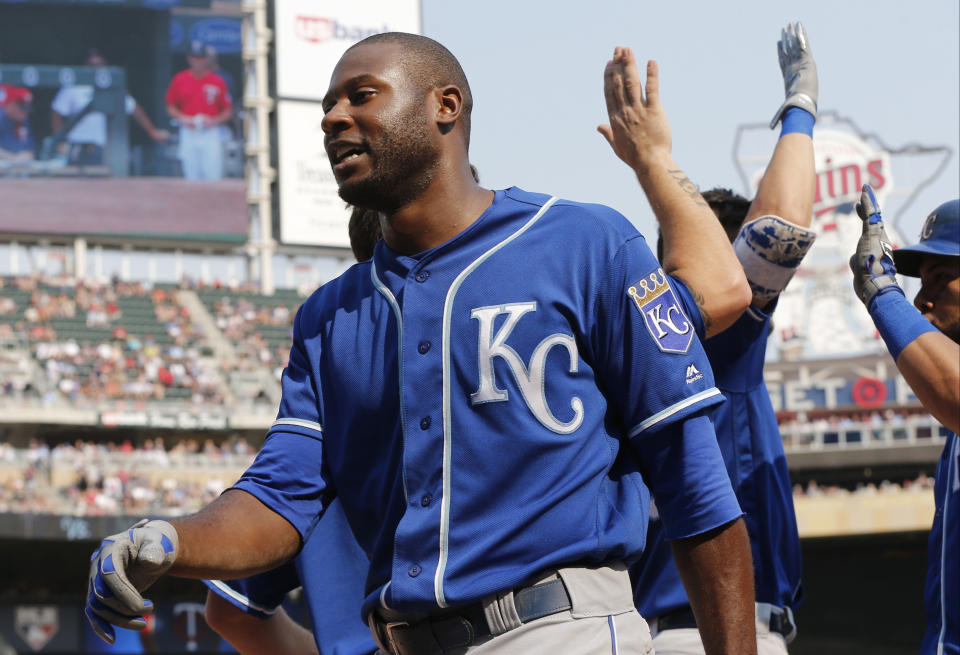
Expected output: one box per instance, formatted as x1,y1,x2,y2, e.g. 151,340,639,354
470,302,584,434
628,268,693,354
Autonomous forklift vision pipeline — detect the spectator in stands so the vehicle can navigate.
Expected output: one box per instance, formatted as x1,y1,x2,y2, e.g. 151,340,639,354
0,86,35,161
165,40,232,181
50,48,169,167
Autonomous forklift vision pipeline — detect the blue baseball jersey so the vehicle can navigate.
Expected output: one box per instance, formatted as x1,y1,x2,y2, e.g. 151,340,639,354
204,497,375,655
233,187,741,618
633,289,802,618
922,430,959,655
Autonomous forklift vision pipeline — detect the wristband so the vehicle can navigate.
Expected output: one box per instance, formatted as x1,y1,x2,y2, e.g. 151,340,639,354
780,107,814,138
868,288,939,360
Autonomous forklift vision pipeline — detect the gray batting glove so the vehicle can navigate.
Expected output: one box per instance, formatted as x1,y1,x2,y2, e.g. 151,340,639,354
849,184,903,309
769,21,818,129
85,519,179,644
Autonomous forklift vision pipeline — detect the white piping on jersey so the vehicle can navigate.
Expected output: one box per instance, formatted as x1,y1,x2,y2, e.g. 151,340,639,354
938,434,957,654
379,580,393,611
271,418,323,434
628,387,722,437
744,305,766,322
435,196,559,607
371,263,409,508
207,580,278,616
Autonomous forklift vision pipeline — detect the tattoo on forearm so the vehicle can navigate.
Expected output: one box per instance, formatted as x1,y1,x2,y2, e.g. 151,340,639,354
675,275,713,333
667,169,708,207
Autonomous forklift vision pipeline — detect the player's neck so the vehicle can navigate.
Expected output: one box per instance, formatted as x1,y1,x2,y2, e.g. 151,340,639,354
382,171,493,257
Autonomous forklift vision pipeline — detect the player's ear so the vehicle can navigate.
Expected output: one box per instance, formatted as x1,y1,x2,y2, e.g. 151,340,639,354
434,85,463,133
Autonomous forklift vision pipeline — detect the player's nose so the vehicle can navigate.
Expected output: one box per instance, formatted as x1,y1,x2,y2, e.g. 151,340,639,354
321,99,353,136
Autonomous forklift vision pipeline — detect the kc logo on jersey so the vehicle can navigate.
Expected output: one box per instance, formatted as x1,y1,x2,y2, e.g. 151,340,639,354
628,268,693,354
470,302,584,434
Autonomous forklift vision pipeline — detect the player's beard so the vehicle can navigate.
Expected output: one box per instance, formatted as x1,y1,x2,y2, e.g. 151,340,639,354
337,107,440,214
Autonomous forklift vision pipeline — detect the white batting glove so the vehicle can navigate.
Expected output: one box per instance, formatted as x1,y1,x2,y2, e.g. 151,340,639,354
849,184,902,309
85,519,179,644
769,21,818,129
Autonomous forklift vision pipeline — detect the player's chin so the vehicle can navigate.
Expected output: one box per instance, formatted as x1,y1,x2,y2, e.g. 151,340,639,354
337,176,380,209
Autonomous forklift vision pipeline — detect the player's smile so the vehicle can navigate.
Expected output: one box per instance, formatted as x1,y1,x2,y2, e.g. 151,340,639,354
327,139,371,179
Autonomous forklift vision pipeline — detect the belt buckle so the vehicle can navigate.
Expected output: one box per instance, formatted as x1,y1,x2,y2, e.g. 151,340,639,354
383,621,410,654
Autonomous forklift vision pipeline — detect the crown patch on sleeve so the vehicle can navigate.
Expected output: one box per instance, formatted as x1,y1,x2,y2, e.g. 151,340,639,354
627,268,693,354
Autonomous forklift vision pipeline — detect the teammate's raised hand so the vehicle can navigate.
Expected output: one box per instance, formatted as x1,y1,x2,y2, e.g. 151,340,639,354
85,519,179,644
598,47,671,173
849,184,903,308
769,21,818,129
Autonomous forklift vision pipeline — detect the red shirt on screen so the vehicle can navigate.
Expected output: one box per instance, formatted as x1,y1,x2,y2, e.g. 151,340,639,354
165,71,231,117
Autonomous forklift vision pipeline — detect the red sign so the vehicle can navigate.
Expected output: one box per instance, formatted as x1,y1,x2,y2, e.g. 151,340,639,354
852,377,888,408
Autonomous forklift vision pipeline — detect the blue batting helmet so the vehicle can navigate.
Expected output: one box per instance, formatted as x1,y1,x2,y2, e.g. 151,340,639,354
893,199,960,277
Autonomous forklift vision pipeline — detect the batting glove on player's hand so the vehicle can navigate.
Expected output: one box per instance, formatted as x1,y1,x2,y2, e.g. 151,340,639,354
769,21,818,129
849,184,903,309
85,519,178,644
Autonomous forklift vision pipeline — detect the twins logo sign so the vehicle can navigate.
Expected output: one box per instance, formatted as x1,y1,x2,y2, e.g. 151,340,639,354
628,268,692,354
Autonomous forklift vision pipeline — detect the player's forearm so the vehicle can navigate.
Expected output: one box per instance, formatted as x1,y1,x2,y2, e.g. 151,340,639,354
169,489,300,579
166,104,190,125
205,594,319,655
258,609,319,655
744,132,815,228
895,332,960,433
132,104,159,134
671,518,757,655
212,107,232,126
635,150,751,336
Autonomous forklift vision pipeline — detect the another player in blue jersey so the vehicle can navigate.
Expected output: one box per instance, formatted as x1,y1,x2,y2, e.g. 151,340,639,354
201,206,382,655
600,22,817,655
849,189,959,655
203,498,374,655
85,33,759,654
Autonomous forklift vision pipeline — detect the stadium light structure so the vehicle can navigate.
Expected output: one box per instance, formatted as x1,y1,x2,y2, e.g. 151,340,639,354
242,0,276,295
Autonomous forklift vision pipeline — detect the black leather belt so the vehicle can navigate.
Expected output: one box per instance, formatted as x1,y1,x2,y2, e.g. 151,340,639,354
654,603,797,639
370,578,572,655
655,605,699,631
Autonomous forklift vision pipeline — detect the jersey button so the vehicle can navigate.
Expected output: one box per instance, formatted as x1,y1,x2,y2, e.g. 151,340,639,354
420,416,431,430
420,493,432,507
408,564,422,577
415,270,430,282
418,341,431,354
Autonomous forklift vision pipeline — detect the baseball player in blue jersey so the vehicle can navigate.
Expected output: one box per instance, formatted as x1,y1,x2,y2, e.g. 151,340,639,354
849,188,959,654
600,22,817,655
84,32,760,654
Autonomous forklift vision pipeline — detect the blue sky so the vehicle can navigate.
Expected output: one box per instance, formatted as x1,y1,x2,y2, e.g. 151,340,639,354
421,0,959,242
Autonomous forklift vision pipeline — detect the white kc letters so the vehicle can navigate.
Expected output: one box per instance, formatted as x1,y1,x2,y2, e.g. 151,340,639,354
470,302,584,434
645,302,691,338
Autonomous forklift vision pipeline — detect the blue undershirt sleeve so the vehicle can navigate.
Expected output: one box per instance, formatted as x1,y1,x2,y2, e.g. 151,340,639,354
630,411,743,540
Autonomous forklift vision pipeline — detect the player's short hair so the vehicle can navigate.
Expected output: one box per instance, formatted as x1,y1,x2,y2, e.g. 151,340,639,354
348,206,382,262
655,188,752,261
702,188,752,243
347,32,473,147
